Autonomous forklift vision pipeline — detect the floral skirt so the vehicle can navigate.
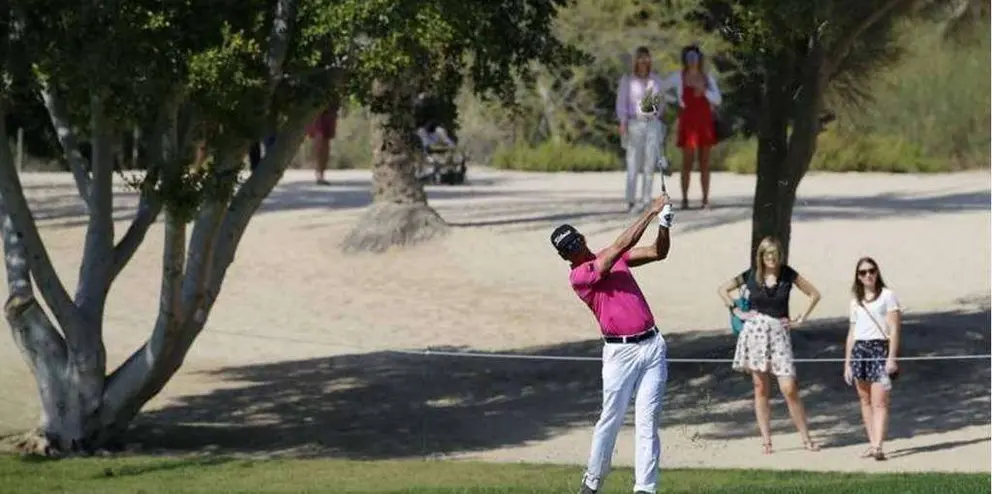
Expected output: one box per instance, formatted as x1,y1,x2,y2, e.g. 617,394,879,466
850,339,889,383
732,315,795,377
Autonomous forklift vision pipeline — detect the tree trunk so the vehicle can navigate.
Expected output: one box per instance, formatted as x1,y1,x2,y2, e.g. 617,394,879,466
750,40,826,266
341,79,447,253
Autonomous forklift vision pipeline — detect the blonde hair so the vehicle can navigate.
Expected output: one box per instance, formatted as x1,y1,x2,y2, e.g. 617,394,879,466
754,236,784,282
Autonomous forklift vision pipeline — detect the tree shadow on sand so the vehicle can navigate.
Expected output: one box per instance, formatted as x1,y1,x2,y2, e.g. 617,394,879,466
128,305,990,460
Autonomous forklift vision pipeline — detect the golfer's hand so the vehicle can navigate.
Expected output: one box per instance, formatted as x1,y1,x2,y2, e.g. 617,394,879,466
843,365,853,386
648,195,669,214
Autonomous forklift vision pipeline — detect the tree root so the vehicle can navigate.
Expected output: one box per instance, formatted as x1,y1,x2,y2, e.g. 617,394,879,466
340,202,449,253
12,428,62,457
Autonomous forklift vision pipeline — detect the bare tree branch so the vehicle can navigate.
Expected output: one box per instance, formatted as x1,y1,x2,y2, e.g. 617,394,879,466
38,83,93,210
6,294,70,433
178,201,226,326
177,144,247,325
158,213,187,329
822,0,910,79
74,94,115,314
100,216,188,428
2,214,32,301
1,183,71,438
266,0,299,95
194,105,318,320
0,106,83,341
111,193,161,282
110,91,184,282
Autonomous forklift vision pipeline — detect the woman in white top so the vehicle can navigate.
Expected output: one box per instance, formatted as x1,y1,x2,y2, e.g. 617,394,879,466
615,46,676,212
843,256,901,461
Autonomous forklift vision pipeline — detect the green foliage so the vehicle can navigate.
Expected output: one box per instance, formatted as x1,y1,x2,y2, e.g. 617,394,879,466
318,0,581,130
711,18,990,174
285,3,986,176
839,19,990,168
491,140,620,172
715,129,942,174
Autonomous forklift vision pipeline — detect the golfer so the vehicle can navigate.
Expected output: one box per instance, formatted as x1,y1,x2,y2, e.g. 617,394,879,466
550,194,674,494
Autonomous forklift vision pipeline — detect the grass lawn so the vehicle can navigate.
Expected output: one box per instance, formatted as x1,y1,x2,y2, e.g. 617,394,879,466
1,455,989,494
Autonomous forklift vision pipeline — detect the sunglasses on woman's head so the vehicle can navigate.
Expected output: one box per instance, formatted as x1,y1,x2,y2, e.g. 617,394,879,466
858,268,877,276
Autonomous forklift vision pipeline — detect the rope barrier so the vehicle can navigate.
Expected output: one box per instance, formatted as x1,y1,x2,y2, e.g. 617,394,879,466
399,348,991,363
210,329,990,364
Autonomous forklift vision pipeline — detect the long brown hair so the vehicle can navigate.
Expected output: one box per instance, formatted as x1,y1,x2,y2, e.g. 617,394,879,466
851,256,887,302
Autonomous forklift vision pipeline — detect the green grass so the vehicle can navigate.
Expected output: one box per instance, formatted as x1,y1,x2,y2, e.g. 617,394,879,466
0,455,987,494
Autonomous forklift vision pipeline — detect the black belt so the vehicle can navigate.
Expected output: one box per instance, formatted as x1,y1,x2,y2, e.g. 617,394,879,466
603,327,658,344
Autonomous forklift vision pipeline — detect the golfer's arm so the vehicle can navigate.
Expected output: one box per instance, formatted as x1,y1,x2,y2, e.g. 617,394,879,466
627,225,670,267
595,209,657,275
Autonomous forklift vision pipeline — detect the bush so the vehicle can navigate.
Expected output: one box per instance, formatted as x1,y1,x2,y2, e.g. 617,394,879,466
841,20,990,168
713,128,943,174
491,140,621,172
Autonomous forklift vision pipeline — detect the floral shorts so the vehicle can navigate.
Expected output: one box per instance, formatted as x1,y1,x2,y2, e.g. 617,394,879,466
850,340,889,383
732,315,795,377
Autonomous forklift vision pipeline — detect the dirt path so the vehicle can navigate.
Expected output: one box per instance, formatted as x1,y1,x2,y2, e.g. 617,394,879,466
1,168,988,473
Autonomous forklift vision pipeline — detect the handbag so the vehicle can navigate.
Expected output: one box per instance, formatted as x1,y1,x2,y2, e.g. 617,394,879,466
712,108,733,142
858,299,900,380
729,285,750,335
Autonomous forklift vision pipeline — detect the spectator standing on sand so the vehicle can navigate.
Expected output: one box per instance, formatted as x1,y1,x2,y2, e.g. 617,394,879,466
716,236,822,454
307,97,341,185
844,256,902,461
616,46,676,213
666,44,721,210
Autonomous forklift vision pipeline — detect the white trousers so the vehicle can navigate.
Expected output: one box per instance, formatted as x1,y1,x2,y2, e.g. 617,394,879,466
624,119,667,206
582,331,669,493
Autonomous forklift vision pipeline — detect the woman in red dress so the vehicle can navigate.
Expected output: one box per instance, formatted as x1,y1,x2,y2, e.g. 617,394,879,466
306,99,341,185
675,46,722,209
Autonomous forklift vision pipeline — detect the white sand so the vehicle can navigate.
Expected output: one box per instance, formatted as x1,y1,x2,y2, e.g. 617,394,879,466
0,168,988,474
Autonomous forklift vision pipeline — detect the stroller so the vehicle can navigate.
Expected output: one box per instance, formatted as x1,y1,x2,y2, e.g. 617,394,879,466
414,124,467,185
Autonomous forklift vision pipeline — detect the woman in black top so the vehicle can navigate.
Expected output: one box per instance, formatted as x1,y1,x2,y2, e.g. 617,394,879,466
717,236,823,454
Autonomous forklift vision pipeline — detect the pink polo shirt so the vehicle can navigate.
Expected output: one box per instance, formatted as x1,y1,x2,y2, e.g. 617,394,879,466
569,251,655,337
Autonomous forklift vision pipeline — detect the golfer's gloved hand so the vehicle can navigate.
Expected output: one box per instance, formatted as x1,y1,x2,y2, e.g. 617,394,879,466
658,203,674,229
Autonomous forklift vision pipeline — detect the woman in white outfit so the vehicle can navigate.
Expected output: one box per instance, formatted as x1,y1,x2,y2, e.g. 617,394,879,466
844,256,901,461
615,46,675,213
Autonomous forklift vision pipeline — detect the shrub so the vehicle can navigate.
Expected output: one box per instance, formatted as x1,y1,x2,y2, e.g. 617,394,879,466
712,129,943,175
491,140,621,172
841,20,990,169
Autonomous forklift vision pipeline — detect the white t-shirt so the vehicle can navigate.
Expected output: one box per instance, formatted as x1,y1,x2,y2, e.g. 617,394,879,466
849,288,901,341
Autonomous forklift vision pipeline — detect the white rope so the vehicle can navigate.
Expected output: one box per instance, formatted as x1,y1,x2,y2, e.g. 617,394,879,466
397,348,991,363
209,329,990,364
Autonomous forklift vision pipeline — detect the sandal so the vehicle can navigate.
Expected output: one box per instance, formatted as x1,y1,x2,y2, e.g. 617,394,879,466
803,440,820,452
861,447,877,458
872,449,887,461
762,441,773,455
